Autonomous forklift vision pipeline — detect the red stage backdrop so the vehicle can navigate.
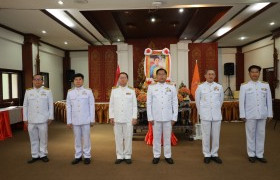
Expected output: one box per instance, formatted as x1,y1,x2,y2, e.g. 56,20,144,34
188,43,218,88
88,45,117,102
127,38,178,87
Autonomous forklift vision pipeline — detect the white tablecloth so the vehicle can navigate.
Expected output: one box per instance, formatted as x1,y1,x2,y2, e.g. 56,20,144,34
0,106,23,124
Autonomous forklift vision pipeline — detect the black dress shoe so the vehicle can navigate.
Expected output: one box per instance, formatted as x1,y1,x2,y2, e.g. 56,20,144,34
256,157,267,163
41,156,49,162
27,157,40,164
71,157,82,165
165,158,174,164
125,159,132,164
211,157,222,164
152,158,160,164
248,156,256,163
204,157,211,164
115,159,123,164
84,158,91,165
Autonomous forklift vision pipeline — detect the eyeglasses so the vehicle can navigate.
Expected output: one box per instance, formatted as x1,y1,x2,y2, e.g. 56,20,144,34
33,78,43,81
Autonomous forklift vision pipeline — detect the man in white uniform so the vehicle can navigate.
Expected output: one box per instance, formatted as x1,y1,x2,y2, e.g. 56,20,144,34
195,70,224,164
66,73,95,165
109,72,138,164
23,74,54,163
147,68,178,164
239,65,273,163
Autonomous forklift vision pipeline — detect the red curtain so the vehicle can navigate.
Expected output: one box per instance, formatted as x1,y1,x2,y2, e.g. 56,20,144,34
88,45,117,102
188,43,218,88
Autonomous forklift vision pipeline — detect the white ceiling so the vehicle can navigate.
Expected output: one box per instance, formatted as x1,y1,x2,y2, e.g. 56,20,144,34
0,0,279,50
218,3,280,46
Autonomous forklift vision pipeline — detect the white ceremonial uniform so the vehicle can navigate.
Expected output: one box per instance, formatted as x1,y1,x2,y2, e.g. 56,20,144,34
66,86,95,159
23,86,54,158
239,80,273,158
195,82,224,157
147,82,178,158
109,85,137,159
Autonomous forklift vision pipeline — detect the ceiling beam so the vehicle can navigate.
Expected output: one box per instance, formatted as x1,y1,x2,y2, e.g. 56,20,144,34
41,10,93,46
212,3,276,42
64,11,104,45
191,7,232,42
201,5,248,43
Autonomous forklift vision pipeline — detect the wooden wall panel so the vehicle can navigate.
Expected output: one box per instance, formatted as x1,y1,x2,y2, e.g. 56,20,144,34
188,43,218,87
88,45,117,102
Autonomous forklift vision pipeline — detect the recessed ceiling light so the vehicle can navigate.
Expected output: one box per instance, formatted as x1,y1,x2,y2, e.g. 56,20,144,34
42,30,47,34
239,36,246,40
64,41,68,45
270,22,275,26
179,8,184,13
117,39,121,42
58,1,64,5
73,0,88,4
151,17,156,23
216,27,231,37
184,37,187,40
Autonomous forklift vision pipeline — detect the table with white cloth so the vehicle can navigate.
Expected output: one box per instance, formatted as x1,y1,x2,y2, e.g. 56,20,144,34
0,106,23,141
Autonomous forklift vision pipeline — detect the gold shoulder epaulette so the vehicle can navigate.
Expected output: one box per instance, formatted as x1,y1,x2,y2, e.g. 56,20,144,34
261,81,268,84
128,86,134,90
198,82,204,85
43,87,49,90
68,88,74,92
112,86,118,89
241,82,248,85
166,82,175,85
26,88,32,91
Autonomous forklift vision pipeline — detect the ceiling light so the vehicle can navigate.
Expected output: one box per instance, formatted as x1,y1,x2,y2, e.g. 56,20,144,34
179,8,184,13
216,27,231,37
64,41,68,45
151,17,156,23
239,37,246,40
152,1,163,7
248,2,270,12
58,1,64,5
270,22,275,26
73,0,88,4
184,37,187,40
42,30,47,34
46,9,75,27
117,39,121,42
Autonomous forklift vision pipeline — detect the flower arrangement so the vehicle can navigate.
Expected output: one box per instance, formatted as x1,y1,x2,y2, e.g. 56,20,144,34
134,88,141,97
177,94,184,102
178,87,190,98
178,82,190,102
137,92,147,105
